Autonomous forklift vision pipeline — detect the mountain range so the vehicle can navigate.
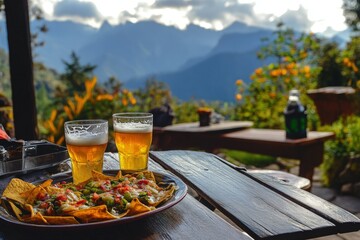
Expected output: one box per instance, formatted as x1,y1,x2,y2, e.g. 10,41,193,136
0,20,349,101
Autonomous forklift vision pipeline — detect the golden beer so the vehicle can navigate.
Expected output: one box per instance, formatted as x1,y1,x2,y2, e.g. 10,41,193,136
113,113,153,172
64,120,108,184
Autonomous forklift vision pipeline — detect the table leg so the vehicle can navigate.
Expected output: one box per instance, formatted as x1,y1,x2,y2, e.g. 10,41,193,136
298,143,324,187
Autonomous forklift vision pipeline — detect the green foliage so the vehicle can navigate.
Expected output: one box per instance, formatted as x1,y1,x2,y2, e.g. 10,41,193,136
58,52,96,95
320,116,360,187
133,78,172,112
317,42,346,87
220,149,276,168
343,0,360,32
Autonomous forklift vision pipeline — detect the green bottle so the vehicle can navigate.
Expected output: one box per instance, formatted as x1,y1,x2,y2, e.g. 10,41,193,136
284,90,307,139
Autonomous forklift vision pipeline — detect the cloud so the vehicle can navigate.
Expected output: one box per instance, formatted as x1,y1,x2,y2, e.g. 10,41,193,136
277,6,312,32
153,0,194,8
54,0,102,20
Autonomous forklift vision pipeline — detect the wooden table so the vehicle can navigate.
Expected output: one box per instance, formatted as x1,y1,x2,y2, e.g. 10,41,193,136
150,150,360,240
0,151,359,240
153,123,335,183
153,121,253,151
218,129,335,183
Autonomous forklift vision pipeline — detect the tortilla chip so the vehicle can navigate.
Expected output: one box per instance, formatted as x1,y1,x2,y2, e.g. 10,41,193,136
151,185,176,207
23,186,47,205
69,205,117,223
8,201,25,220
91,170,122,181
127,198,152,216
23,204,35,217
45,186,64,195
141,171,156,182
2,178,35,205
22,212,48,225
20,179,53,205
44,216,80,225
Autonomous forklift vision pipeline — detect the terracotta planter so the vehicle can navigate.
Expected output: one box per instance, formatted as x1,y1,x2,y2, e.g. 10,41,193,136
307,87,356,125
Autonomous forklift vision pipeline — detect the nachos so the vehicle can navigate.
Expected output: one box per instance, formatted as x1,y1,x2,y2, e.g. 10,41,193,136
0,171,176,225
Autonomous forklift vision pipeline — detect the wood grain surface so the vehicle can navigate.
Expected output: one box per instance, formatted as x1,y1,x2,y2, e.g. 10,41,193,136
150,150,360,240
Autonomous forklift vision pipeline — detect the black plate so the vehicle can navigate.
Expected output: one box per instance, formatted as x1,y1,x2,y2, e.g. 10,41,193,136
0,170,187,230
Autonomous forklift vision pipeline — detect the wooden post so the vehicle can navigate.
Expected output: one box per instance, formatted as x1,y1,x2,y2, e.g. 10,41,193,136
4,0,38,140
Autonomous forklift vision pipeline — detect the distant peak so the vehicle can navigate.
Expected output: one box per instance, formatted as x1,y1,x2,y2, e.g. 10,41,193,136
99,20,112,32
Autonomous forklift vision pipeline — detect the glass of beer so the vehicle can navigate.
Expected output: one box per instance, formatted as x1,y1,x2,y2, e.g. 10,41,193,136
64,120,108,184
112,113,153,172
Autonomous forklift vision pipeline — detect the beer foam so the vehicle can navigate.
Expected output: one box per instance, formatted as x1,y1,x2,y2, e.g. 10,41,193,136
114,122,152,133
65,133,108,145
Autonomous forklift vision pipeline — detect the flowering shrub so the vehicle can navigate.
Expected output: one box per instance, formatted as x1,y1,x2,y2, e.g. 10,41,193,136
320,116,360,188
39,77,136,145
235,23,321,129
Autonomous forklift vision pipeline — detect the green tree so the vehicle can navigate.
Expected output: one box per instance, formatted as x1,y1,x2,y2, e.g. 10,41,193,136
343,0,360,32
317,42,346,87
58,52,96,96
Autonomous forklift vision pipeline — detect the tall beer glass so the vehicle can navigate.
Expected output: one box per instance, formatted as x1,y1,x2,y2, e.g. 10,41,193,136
112,113,153,172
64,120,108,184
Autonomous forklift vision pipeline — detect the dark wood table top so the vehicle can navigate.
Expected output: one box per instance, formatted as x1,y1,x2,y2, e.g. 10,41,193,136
221,128,335,146
160,121,253,133
150,150,360,240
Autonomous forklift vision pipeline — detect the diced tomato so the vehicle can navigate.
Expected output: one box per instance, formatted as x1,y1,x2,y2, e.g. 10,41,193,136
138,179,149,185
46,206,54,215
100,184,107,191
37,192,47,201
92,192,100,202
117,186,130,193
56,194,67,202
39,202,49,209
114,197,121,204
112,183,122,190
75,199,86,206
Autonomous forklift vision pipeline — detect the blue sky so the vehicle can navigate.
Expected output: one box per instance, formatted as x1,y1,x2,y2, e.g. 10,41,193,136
34,0,347,36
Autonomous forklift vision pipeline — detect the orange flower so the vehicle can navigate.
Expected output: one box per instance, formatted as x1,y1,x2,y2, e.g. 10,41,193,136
56,136,64,145
122,98,128,106
130,97,137,105
236,93,242,101
96,94,114,101
290,69,298,76
64,106,74,120
49,109,57,122
269,92,276,98
286,62,296,69
255,68,263,76
284,78,290,83
303,65,310,73
235,79,243,86
352,63,359,72
270,69,279,77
